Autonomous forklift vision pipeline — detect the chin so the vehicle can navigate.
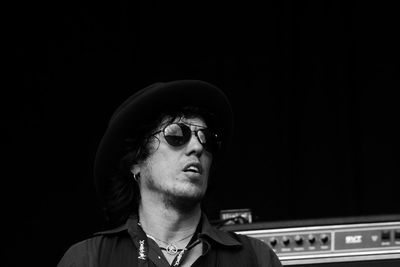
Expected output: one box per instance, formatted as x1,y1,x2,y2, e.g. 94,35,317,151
164,187,205,212
146,176,206,211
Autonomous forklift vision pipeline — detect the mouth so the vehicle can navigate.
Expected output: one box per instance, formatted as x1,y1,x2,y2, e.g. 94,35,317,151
183,162,203,175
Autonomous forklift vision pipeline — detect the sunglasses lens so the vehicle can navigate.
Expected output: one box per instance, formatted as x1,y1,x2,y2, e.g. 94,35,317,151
163,123,191,146
198,129,220,153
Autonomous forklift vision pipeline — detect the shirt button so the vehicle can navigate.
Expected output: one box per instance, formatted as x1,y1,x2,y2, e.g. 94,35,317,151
158,256,161,259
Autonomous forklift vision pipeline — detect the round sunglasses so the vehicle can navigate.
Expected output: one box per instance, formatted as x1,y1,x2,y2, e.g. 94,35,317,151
152,123,221,153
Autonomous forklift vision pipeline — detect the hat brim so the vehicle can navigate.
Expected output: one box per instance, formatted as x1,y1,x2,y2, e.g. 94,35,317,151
94,80,233,199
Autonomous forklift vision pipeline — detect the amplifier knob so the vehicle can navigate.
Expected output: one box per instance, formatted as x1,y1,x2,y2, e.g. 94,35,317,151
269,237,278,247
395,230,400,240
295,235,303,245
320,234,329,244
308,235,316,244
381,230,391,241
282,236,290,246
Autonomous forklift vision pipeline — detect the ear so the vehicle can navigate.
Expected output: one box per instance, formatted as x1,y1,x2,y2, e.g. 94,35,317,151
130,164,140,176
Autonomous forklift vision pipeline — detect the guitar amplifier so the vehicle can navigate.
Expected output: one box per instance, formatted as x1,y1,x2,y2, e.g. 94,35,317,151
221,215,400,266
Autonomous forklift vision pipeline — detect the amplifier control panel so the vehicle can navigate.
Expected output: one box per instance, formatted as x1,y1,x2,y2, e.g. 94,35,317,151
234,221,400,265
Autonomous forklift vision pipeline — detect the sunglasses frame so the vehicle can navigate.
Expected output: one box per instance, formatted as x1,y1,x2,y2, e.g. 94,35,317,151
151,122,221,153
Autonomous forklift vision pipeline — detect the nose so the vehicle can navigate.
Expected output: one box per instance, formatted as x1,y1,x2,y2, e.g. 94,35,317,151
185,132,204,156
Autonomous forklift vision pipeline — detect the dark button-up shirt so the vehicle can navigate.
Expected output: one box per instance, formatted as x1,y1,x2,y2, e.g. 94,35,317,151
58,214,282,267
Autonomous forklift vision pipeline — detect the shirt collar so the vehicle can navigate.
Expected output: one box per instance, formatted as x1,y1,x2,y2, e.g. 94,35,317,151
199,213,241,247
94,213,242,248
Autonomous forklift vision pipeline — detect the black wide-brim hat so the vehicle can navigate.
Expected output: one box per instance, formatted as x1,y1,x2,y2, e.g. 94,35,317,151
94,80,234,199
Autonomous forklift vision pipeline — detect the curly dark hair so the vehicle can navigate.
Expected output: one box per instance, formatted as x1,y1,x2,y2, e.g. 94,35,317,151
102,106,219,227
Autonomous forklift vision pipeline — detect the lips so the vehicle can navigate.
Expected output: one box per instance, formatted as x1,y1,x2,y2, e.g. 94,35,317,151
183,162,203,174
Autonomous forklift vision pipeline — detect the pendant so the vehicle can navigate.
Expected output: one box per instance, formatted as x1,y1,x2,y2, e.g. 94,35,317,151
166,244,178,255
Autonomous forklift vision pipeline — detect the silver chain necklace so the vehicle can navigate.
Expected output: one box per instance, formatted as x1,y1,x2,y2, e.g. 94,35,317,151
146,232,194,255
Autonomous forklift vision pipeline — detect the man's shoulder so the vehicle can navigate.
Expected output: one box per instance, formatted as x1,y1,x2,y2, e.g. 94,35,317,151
57,235,109,267
228,232,270,250
67,235,104,251
226,232,283,267
210,227,270,251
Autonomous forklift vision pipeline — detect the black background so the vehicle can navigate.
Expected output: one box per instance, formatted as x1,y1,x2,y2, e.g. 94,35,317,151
4,1,399,266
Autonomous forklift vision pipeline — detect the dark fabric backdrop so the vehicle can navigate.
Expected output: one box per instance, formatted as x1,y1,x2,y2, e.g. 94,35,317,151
4,1,399,266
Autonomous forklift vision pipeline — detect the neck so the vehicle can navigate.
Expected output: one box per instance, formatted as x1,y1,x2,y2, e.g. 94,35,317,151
138,192,201,243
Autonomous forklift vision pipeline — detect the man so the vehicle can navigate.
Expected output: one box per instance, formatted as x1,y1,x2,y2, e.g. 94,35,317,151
58,80,282,266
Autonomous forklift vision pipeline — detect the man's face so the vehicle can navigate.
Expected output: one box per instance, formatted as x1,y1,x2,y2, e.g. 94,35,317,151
137,116,213,209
